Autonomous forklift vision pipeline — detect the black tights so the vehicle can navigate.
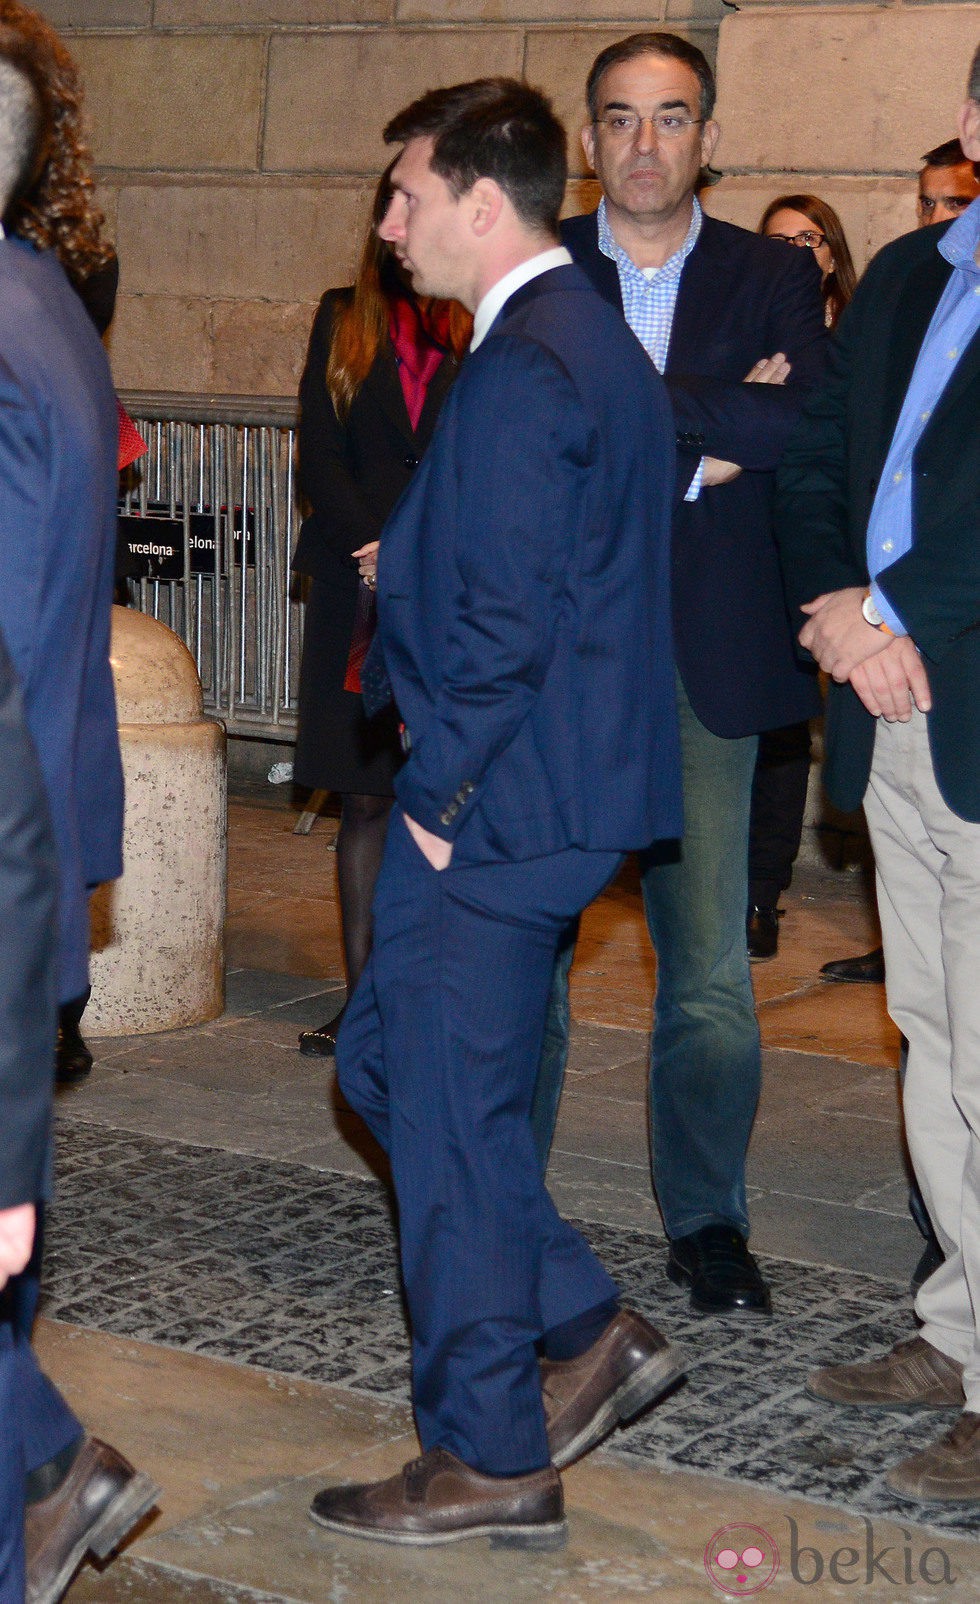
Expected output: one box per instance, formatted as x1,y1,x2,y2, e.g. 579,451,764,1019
336,792,393,996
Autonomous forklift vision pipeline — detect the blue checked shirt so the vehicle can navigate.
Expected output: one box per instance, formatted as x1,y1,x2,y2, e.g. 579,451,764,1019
868,197,980,634
598,196,704,501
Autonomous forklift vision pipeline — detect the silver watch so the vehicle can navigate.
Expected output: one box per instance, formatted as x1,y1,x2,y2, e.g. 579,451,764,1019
861,592,887,630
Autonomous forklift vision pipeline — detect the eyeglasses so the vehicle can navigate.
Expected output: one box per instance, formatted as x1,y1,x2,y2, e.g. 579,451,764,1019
767,229,827,249
593,112,705,140
918,194,975,216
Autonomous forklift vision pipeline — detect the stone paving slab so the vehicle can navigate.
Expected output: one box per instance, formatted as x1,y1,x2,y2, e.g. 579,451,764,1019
42,1123,976,1541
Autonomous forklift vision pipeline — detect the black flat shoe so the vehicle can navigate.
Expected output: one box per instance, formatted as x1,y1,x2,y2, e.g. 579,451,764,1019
298,1008,346,1058
55,1014,93,1084
667,1225,772,1316
819,945,884,984
746,905,780,961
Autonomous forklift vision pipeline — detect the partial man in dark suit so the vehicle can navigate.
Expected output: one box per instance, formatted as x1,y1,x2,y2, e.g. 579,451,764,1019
0,39,157,1603
531,32,826,1317
0,624,58,1604
780,45,980,1505
308,77,684,1549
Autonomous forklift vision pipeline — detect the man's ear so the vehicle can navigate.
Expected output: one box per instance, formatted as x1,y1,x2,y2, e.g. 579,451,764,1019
958,96,980,164
581,122,596,174
700,118,721,170
469,177,504,237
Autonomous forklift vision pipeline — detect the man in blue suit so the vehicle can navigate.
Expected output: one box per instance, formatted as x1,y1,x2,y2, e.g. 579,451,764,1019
531,33,827,1318
310,79,684,1549
0,41,156,1604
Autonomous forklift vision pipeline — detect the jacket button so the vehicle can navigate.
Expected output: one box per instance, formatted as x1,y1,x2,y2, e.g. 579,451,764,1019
404,455,419,470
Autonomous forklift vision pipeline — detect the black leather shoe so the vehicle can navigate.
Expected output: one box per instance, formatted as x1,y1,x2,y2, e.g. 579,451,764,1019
819,945,885,984
298,1007,346,1058
55,1014,93,1085
746,905,780,961
667,1225,772,1316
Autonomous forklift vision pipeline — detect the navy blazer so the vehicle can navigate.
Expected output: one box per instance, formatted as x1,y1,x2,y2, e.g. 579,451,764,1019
0,239,123,1002
777,217,980,820
375,263,682,861
562,211,825,737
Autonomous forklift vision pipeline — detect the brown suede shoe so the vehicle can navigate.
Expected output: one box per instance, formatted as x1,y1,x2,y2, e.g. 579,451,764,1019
541,1307,686,1469
26,1437,160,1604
308,1447,566,1549
887,1411,980,1501
807,1335,965,1409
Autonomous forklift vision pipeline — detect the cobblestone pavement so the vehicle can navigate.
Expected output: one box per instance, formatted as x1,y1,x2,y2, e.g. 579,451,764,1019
45,1120,973,1540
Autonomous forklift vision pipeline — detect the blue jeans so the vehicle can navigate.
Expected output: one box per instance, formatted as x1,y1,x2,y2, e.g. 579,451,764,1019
532,680,761,1240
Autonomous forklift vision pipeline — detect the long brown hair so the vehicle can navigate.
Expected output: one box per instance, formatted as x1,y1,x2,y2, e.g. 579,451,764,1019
326,161,471,419
0,1,112,286
758,193,856,329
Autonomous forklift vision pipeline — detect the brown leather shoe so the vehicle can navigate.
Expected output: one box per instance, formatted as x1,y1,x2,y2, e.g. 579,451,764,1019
26,1436,160,1604
886,1411,980,1501
806,1335,965,1409
541,1307,685,1469
308,1447,566,1549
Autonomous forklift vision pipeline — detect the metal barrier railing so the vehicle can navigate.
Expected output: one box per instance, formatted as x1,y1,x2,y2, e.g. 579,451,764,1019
117,391,302,740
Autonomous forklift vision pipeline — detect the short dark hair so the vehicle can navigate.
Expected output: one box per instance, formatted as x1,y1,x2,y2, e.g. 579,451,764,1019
920,136,980,182
585,32,716,123
0,39,47,216
383,77,567,235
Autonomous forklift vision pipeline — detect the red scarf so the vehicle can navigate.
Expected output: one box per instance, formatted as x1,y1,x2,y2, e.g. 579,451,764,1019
388,295,452,430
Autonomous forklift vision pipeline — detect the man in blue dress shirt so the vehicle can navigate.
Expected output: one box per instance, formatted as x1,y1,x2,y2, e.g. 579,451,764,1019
777,43,980,1504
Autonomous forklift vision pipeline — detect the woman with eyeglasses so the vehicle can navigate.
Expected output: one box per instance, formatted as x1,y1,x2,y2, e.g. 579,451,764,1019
746,194,857,960
759,193,857,330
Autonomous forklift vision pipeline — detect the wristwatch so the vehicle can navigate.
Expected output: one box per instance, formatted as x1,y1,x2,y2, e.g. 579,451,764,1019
861,591,893,634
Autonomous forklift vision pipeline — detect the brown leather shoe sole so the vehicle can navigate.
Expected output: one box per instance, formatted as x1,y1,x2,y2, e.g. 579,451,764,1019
27,1462,160,1604
309,1505,568,1550
550,1341,685,1470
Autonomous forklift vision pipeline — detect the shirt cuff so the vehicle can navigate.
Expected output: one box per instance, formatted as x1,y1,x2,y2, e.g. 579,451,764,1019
683,457,705,503
870,579,906,637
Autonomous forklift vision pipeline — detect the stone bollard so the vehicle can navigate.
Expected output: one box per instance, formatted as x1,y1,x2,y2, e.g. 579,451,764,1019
86,605,226,1035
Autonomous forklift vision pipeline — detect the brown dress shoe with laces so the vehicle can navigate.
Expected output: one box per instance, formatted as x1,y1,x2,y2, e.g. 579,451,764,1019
887,1411,980,1501
541,1307,685,1469
26,1437,160,1604
807,1334,965,1409
308,1447,566,1549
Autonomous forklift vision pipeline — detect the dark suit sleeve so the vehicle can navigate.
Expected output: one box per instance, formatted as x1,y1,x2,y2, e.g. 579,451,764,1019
294,292,384,578
0,355,47,697
0,629,58,1210
775,256,890,616
668,249,827,470
395,338,586,840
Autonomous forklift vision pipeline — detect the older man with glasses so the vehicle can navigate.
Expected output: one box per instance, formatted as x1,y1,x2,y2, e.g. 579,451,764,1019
530,31,826,1320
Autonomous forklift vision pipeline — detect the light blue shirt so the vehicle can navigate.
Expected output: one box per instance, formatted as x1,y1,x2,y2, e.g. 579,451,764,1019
598,197,704,501
868,196,980,634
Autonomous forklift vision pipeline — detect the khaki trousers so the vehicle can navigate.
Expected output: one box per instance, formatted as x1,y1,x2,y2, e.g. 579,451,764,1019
865,709,980,1408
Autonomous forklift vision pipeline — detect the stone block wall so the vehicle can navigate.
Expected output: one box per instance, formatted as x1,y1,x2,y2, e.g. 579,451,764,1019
55,3,725,395
55,1,980,396
708,4,980,271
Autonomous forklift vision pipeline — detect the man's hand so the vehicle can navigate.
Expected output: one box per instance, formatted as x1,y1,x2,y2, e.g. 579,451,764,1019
799,587,894,680
849,636,932,722
702,356,792,487
0,1203,35,1290
404,812,453,870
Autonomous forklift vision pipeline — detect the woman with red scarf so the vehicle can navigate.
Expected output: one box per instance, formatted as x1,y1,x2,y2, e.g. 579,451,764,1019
293,167,470,1057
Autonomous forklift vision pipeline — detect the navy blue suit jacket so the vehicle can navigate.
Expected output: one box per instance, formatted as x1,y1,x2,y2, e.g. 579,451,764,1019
375,262,682,861
0,239,123,1002
562,211,825,737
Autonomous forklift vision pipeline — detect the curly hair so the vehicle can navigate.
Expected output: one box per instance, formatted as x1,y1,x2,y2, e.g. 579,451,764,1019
0,1,111,286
